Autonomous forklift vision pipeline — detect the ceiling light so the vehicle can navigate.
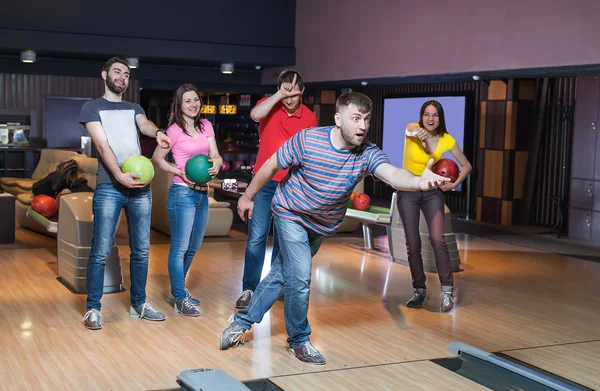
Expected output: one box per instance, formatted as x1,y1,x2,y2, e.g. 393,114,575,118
255,65,262,70
20,50,36,63
472,75,481,81
221,63,234,74
127,57,139,69
361,81,368,86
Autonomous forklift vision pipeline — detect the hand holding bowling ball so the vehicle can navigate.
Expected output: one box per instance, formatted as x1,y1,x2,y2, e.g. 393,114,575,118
31,194,58,218
185,154,214,184
417,159,453,190
121,155,154,188
352,193,371,211
207,156,223,177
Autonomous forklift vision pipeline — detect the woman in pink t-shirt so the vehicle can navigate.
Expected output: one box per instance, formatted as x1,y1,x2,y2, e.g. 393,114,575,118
152,84,223,317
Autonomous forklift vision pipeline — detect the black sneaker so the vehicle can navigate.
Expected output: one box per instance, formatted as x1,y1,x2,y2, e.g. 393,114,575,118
220,315,246,350
235,290,253,309
175,298,201,317
288,341,326,365
83,309,103,330
406,292,427,308
440,292,454,313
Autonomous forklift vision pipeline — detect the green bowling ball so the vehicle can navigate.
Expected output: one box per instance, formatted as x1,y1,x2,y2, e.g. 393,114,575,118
121,155,154,184
185,154,213,184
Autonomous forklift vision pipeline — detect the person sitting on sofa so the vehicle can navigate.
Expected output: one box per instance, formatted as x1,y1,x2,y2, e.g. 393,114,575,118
152,83,223,317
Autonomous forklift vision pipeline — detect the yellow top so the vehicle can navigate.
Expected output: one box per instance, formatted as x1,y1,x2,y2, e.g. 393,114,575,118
403,133,456,175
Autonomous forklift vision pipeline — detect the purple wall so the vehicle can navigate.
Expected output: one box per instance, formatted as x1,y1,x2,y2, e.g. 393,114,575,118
264,0,600,84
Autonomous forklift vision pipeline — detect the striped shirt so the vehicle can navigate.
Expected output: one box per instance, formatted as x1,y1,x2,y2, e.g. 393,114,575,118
274,126,390,235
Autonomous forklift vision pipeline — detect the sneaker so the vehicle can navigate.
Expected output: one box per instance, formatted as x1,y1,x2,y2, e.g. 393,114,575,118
406,291,427,308
277,292,285,302
167,289,200,306
175,298,201,317
440,292,454,313
83,309,103,330
220,314,246,350
235,290,253,309
130,302,166,321
288,341,326,365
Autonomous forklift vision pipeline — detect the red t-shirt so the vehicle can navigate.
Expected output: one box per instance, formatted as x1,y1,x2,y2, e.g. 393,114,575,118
253,97,318,182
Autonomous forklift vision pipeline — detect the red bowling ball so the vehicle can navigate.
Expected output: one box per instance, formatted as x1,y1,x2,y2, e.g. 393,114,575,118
432,158,459,183
352,193,371,211
31,194,58,218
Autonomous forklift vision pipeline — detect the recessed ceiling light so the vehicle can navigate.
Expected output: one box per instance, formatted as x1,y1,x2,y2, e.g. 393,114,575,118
20,50,36,63
221,63,234,74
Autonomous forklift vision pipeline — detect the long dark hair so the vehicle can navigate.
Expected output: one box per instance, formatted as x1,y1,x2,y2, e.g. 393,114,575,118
168,83,204,136
418,100,448,135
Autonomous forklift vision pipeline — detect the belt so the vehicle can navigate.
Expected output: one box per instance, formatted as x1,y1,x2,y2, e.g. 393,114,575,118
174,182,209,192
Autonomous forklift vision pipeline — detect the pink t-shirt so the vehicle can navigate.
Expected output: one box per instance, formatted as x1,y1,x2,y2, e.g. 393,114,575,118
166,119,215,184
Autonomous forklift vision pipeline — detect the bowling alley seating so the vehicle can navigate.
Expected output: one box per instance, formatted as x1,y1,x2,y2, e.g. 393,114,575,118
12,152,99,236
1,149,80,196
150,163,234,237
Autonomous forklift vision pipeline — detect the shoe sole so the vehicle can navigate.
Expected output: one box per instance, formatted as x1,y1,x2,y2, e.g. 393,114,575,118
406,299,427,308
85,325,103,330
174,308,201,317
220,334,244,350
167,297,200,306
235,304,248,309
129,314,166,321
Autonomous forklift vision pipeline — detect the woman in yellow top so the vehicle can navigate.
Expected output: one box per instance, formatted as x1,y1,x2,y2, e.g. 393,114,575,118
399,100,472,312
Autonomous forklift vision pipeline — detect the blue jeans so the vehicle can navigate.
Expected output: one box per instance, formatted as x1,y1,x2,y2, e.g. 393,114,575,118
167,184,209,302
235,215,325,348
242,180,280,292
86,183,152,311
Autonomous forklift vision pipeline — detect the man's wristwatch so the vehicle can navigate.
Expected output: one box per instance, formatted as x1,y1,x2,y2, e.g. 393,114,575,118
155,129,167,137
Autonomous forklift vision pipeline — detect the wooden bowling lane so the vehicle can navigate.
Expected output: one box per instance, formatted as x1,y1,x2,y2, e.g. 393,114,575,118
1,232,600,389
499,341,600,390
269,361,491,390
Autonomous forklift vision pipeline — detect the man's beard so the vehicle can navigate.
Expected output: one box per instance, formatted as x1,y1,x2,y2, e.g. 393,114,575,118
341,128,363,147
106,75,128,95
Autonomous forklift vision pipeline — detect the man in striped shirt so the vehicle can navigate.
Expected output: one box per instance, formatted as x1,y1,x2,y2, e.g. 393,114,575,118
221,92,449,365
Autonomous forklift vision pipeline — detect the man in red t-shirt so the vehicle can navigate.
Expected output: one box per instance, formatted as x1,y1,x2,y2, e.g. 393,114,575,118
235,70,317,309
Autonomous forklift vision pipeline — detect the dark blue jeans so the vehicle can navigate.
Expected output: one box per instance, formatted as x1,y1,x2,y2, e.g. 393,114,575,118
167,184,209,302
236,216,325,348
86,183,152,311
242,180,280,292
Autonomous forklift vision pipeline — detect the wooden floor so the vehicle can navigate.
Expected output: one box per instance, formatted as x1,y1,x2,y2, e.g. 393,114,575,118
0,231,599,390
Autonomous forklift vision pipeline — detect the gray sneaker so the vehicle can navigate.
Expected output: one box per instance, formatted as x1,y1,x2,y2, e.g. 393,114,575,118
130,302,166,321
83,309,103,330
440,292,454,313
175,298,201,317
167,289,200,306
235,290,253,309
220,314,245,350
288,341,326,365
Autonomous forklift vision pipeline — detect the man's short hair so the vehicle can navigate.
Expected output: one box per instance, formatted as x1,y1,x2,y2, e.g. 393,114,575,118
336,92,372,114
277,69,304,90
103,56,131,74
